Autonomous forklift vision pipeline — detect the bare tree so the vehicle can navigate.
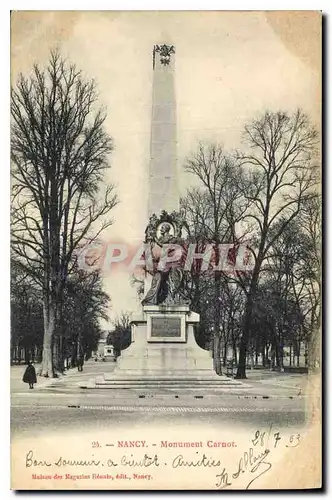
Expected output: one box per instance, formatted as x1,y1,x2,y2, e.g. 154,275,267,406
296,196,321,371
11,51,118,376
235,110,319,378
107,311,132,354
130,274,145,301
114,311,132,330
64,268,110,366
183,143,249,374
266,219,306,369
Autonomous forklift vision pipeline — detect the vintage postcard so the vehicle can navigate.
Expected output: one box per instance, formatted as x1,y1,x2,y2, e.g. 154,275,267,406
10,10,322,490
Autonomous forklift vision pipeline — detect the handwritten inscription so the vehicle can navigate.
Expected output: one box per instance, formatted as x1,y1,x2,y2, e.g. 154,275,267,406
231,447,271,489
25,429,301,489
172,454,222,468
26,450,159,469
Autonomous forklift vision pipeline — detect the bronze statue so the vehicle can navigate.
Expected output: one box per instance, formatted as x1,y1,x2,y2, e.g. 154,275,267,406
141,211,189,306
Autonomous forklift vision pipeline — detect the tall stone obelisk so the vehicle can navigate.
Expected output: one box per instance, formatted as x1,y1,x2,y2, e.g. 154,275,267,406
148,44,179,216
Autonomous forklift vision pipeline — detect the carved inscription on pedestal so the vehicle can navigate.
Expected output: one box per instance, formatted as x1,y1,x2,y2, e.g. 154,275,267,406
150,316,181,338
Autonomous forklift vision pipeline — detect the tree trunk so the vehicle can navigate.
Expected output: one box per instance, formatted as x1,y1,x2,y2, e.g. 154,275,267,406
52,339,59,376
273,330,280,369
40,297,55,377
57,298,65,372
279,346,284,372
213,334,222,375
213,267,222,375
222,340,227,367
304,341,308,367
308,298,321,373
236,341,247,378
266,344,270,366
232,332,237,364
255,340,259,365
249,347,254,369
262,344,266,367
235,292,255,379
308,331,320,371
52,302,65,375
52,337,63,377
270,342,276,370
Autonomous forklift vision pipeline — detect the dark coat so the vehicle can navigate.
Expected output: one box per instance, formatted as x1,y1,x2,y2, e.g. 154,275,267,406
77,356,84,366
23,364,37,384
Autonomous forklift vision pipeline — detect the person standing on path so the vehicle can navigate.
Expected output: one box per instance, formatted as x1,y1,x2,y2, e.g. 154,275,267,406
77,356,84,372
22,361,37,389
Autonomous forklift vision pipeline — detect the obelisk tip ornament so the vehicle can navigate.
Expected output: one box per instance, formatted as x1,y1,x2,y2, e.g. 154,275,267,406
152,44,175,68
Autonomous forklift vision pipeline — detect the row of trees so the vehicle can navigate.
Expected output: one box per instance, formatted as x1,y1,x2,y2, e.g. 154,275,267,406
11,51,117,375
11,261,109,366
180,110,320,378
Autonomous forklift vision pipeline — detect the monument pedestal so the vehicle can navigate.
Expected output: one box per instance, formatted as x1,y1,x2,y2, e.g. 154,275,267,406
90,305,243,390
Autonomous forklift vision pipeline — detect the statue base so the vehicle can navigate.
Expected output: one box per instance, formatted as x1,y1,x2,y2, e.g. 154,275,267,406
86,305,245,390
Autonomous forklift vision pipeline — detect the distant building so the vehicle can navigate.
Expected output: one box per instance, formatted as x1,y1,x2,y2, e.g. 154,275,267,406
94,330,109,357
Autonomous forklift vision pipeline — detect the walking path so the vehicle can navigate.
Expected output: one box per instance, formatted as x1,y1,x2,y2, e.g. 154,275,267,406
11,360,311,407
11,363,313,440
10,362,83,392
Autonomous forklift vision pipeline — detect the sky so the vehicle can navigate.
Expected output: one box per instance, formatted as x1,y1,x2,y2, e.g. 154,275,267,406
11,11,321,327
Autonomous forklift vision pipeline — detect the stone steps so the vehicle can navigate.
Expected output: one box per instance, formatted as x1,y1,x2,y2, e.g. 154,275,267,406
81,384,248,391
80,376,250,390
103,371,226,378
98,379,240,385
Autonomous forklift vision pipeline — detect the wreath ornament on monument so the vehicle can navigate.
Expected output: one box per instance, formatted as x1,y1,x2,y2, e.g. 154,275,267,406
144,210,188,245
